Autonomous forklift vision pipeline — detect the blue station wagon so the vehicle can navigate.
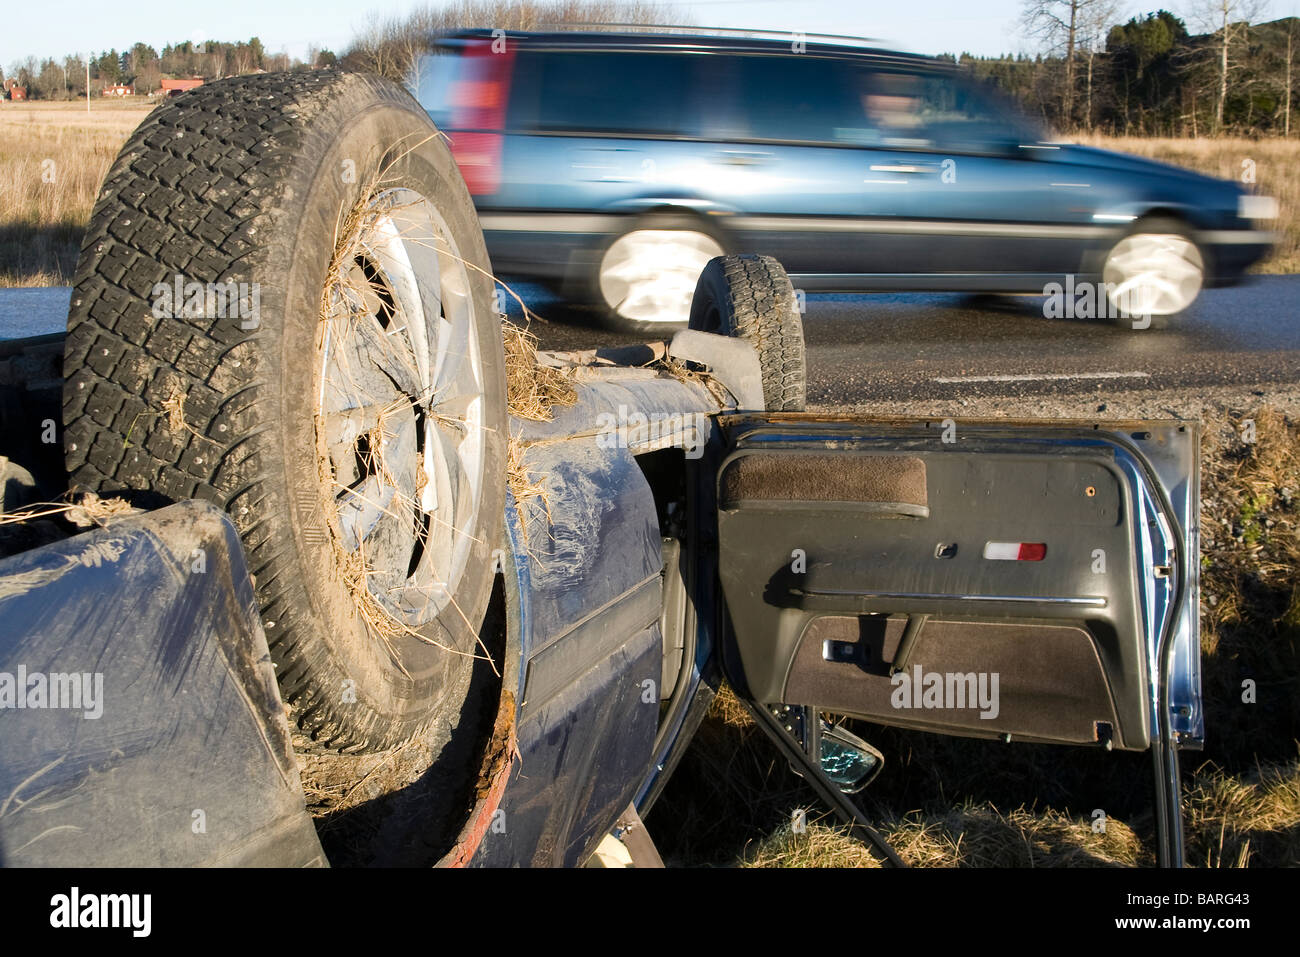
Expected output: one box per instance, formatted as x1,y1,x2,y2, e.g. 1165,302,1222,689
419,28,1277,331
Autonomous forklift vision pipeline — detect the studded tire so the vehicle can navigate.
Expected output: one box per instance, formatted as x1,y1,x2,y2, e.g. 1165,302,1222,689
688,254,806,411
62,71,507,753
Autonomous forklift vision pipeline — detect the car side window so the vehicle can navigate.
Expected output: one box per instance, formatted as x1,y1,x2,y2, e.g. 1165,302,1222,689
508,50,699,137
850,70,934,149
912,72,1027,153
733,55,869,146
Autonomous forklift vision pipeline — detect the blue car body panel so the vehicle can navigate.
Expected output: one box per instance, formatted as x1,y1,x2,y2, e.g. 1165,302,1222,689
0,502,326,867
470,367,729,865
470,436,665,866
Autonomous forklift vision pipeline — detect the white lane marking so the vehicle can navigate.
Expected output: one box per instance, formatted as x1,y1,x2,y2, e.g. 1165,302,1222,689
933,371,1151,383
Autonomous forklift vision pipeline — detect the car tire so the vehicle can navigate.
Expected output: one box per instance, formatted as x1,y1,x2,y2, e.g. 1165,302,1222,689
63,71,506,753
688,254,806,412
595,214,726,334
1101,216,1205,330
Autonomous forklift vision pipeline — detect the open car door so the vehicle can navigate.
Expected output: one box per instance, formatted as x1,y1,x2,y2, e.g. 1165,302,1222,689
713,414,1201,866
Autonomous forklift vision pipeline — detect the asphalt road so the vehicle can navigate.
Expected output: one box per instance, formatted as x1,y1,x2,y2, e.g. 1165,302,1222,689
513,275,1300,404
4,277,1296,404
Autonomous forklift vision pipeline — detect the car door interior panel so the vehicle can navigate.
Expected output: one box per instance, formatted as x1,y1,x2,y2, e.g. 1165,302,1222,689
716,416,1199,754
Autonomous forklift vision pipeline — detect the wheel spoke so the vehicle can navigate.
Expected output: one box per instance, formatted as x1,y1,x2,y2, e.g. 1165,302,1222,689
409,416,476,588
315,187,488,629
335,475,398,552
361,207,441,393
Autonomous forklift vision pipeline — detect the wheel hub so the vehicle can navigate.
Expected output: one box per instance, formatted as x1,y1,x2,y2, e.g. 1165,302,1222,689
598,229,723,324
1102,232,1203,317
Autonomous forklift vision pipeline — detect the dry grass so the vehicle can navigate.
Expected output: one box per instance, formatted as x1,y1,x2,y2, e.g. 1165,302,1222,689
0,490,138,527
1197,405,1300,773
665,688,1300,869
503,321,577,421
1183,760,1300,867
1072,135,1300,273
744,803,1147,868
500,319,575,543
0,102,153,286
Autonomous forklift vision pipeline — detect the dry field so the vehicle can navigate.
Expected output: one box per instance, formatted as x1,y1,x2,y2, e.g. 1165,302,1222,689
0,99,1296,285
0,101,155,287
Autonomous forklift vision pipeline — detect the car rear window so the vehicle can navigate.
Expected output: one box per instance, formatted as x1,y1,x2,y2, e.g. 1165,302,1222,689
413,51,459,129
507,50,701,137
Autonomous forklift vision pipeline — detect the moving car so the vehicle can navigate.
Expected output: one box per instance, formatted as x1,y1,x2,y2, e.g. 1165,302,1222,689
419,27,1277,331
0,71,1201,867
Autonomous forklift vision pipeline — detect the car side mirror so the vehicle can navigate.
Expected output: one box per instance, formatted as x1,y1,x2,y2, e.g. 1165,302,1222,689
819,721,884,793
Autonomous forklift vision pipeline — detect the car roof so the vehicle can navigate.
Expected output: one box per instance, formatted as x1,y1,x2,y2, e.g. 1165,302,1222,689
435,28,948,71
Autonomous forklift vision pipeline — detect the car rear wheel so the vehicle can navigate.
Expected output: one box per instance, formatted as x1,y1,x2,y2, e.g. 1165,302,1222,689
1101,217,1204,325
688,254,806,412
63,72,506,753
597,219,724,333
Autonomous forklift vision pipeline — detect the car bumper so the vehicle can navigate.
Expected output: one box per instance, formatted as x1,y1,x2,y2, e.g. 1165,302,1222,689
1196,229,1278,285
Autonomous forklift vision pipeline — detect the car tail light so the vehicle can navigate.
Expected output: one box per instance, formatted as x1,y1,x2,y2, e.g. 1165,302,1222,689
983,542,1047,561
446,40,514,195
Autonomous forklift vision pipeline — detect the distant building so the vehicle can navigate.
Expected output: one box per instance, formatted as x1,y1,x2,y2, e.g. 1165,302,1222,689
160,77,204,97
3,79,27,101
102,83,134,97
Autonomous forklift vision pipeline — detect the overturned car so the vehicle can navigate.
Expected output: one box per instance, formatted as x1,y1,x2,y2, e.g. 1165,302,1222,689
0,72,1201,868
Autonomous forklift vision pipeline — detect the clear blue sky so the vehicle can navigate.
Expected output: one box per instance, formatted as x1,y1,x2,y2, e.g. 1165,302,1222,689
3,0,1287,72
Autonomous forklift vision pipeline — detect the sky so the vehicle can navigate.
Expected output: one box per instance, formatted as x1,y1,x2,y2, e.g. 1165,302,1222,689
2,0,1289,72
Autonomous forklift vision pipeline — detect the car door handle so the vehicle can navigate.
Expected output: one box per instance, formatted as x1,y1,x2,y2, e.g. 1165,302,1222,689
716,150,772,166
869,163,936,174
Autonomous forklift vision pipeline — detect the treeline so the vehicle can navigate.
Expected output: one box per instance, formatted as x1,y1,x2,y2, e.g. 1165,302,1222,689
1,1,665,99
963,10,1296,136
3,38,336,99
5,3,1295,137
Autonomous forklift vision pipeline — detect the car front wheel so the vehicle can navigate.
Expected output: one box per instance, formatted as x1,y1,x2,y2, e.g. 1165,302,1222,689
1101,217,1205,325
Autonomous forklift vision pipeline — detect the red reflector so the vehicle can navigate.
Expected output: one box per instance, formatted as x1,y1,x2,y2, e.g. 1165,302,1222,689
983,542,1048,561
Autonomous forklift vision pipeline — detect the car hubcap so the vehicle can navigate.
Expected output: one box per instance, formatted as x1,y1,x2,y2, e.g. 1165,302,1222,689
316,187,485,628
1102,233,1203,317
599,229,723,323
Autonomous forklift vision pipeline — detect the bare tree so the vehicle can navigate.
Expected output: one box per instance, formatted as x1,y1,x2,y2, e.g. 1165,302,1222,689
1184,0,1265,132
1077,0,1119,129
1022,0,1129,129
1021,0,1081,125
345,1,680,84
